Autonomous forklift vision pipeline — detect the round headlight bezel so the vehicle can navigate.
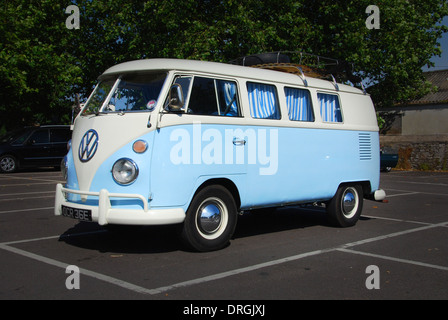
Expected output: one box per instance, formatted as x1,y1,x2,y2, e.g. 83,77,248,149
112,158,139,185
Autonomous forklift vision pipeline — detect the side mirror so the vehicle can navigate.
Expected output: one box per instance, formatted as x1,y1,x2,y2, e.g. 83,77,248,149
168,84,184,111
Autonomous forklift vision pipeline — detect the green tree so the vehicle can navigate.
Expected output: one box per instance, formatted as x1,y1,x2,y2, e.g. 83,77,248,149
0,1,82,131
1,0,446,132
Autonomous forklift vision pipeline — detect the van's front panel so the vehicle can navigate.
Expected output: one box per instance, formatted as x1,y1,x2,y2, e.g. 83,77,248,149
55,71,186,225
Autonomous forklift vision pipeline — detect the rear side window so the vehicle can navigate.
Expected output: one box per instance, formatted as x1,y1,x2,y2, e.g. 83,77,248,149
284,87,314,122
318,93,342,123
247,82,280,119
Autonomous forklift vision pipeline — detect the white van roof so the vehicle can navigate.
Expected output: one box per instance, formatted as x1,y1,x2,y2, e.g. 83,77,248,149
102,58,365,95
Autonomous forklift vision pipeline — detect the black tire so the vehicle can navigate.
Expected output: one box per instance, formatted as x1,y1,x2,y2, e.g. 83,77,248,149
181,185,237,252
0,155,18,173
327,184,363,227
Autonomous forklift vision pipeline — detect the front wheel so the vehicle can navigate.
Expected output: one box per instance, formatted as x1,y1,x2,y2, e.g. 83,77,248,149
0,155,18,173
181,185,237,252
327,184,363,227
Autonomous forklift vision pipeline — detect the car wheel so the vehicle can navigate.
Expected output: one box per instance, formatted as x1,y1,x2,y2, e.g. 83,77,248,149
180,185,238,252
0,155,18,173
327,184,363,227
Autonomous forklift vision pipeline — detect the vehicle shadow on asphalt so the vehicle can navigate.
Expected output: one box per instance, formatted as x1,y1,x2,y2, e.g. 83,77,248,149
58,223,182,254
57,206,337,254
233,206,330,239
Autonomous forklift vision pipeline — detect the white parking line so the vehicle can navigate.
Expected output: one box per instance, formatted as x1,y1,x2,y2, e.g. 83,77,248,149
0,207,54,214
394,180,448,187
147,249,329,295
362,214,446,227
385,188,448,197
340,221,448,249
0,191,54,197
0,175,63,183
0,182,61,187
1,220,447,296
0,195,55,202
338,248,448,271
0,243,155,295
385,191,420,198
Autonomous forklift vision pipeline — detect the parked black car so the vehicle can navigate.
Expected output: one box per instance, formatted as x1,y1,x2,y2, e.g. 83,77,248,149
380,150,399,172
0,125,71,173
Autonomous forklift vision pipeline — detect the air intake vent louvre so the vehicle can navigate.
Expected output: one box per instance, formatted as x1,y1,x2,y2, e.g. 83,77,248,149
359,133,372,160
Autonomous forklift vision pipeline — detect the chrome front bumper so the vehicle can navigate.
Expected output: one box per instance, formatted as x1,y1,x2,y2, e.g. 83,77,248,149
54,183,185,226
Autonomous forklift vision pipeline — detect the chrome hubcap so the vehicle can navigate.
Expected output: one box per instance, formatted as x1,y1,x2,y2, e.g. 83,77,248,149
199,203,222,234
196,197,228,239
341,187,358,219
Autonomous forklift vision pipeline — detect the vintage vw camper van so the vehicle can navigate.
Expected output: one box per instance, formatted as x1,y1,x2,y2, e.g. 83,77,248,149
55,57,385,251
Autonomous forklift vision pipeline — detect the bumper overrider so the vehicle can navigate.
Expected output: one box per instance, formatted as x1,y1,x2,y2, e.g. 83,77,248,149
54,183,185,226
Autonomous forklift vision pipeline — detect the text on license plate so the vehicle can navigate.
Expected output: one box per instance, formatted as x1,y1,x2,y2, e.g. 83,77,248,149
61,205,92,221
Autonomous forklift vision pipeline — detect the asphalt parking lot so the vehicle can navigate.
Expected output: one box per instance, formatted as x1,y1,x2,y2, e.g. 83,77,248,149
0,169,447,303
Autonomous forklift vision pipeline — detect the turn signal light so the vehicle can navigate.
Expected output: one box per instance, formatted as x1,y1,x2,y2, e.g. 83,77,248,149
132,140,148,153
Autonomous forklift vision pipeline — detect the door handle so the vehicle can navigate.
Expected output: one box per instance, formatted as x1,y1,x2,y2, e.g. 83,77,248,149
232,137,246,146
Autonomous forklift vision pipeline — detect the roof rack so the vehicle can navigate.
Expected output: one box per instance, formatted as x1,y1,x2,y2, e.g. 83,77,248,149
229,51,365,93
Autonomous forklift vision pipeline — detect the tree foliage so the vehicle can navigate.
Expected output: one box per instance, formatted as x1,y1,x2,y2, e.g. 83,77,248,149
1,0,447,131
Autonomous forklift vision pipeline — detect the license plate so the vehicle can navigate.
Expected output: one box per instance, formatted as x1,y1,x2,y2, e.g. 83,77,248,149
61,205,92,222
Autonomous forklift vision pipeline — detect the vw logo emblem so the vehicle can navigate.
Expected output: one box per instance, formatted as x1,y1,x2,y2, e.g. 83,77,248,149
78,129,99,162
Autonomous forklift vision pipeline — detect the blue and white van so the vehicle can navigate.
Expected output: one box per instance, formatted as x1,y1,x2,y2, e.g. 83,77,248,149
55,57,386,251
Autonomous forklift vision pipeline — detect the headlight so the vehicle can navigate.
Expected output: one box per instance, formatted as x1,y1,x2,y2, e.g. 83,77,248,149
112,158,139,185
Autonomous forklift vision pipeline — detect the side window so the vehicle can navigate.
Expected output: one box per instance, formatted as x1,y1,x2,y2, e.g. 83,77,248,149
216,80,240,116
247,82,280,119
318,93,342,123
50,128,71,143
171,76,240,116
29,129,49,144
284,87,314,122
188,77,219,115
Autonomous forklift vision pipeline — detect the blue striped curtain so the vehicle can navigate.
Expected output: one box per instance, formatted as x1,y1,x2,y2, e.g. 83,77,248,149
284,88,313,121
247,83,280,119
318,93,342,122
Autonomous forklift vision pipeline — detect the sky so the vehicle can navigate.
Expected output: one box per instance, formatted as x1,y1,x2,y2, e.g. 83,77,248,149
423,16,448,71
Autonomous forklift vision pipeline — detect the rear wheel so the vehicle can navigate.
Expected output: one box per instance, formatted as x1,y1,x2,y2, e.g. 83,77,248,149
327,184,363,227
181,185,237,252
